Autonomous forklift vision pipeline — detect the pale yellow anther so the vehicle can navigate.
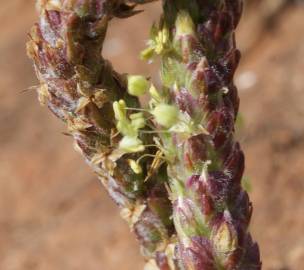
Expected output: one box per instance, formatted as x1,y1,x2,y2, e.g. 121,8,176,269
113,100,127,121
175,10,196,37
119,136,145,153
152,104,179,128
128,159,143,174
155,27,169,55
130,112,146,130
127,75,149,97
149,84,162,103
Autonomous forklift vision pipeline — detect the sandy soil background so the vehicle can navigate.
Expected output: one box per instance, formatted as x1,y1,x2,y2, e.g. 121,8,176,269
0,1,303,269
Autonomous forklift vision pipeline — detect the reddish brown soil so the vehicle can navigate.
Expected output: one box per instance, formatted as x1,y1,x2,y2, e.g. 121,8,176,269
0,1,303,269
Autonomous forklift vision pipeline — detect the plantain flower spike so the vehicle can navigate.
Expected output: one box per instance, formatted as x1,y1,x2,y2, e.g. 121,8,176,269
27,0,175,267
28,0,262,269
157,1,262,269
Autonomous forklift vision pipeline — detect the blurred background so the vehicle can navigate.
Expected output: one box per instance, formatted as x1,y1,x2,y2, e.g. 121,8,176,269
0,0,303,269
